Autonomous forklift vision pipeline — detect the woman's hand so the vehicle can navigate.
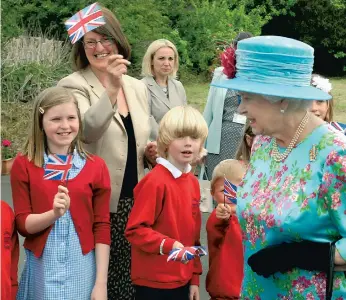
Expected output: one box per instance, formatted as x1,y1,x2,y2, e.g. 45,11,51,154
215,203,233,220
189,285,200,300
104,54,131,104
90,282,107,300
192,148,208,166
144,141,158,165
53,185,70,218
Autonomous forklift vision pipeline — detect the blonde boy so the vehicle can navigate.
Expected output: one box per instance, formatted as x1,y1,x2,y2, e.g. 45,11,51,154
126,106,208,300
206,159,246,299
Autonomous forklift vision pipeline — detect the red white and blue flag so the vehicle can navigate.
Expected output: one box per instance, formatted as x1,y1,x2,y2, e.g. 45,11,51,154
224,177,237,204
331,121,346,135
65,2,106,44
167,246,207,264
44,154,73,182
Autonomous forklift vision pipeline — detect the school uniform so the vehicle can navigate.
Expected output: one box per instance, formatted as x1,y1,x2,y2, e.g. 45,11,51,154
12,152,110,300
206,210,244,299
1,201,19,300
125,158,202,299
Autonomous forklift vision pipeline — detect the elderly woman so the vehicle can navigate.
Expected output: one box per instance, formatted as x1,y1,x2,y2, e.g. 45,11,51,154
214,36,346,299
58,6,156,299
310,74,346,134
141,39,186,139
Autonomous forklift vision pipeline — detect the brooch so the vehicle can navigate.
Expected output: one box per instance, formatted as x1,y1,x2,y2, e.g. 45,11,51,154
309,144,317,162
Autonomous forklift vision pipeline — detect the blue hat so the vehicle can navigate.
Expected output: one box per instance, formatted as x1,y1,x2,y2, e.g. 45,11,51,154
212,36,331,100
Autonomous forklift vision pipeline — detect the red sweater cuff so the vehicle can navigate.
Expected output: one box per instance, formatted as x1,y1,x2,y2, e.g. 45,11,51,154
190,274,200,286
162,238,175,254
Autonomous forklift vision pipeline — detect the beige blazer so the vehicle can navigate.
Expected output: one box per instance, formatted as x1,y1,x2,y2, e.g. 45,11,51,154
142,76,187,139
58,66,150,212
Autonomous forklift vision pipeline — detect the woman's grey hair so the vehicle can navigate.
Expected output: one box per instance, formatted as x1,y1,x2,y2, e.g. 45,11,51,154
262,95,311,112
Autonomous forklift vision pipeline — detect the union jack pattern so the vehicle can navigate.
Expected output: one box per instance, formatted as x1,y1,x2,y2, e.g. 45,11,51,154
330,121,346,135
65,2,106,44
167,246,207,264
224,177,237,204
43,154,73,182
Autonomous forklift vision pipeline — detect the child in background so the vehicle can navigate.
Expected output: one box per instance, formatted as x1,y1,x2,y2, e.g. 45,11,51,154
11,87,111,300
235,122,255,165
125,106,208,300
206,159,246,300
1,201,19,300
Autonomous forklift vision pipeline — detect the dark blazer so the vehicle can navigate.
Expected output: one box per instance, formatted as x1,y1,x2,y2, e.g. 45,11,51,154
142,76,187,139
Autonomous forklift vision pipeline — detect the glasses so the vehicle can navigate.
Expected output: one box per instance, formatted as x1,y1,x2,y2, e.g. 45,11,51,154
83,38,114,49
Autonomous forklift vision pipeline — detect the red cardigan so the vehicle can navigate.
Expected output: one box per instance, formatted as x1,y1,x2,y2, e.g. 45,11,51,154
11,154,111,258
125,164,202,289
206,210,244,299
1,201,19,300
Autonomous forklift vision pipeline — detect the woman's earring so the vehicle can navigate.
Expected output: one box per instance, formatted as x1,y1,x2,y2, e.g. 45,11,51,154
280,109,285,114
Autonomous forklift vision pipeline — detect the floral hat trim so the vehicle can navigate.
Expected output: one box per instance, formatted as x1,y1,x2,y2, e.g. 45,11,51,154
220,46,236,79
311,76,332,93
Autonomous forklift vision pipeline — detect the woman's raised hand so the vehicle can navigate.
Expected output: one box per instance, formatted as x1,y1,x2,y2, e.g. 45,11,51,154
53,185,70,218
104,54,131,94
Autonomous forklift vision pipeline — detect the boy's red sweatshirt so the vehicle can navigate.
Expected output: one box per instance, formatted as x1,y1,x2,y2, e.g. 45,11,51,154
125,163,202,289
1,201,19,300
206,210,244,299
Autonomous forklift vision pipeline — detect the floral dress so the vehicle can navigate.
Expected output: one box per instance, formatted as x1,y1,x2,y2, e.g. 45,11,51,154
237,123,346,299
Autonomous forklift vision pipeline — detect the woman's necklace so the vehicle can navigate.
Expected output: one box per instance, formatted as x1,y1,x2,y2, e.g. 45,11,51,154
272,111,310,162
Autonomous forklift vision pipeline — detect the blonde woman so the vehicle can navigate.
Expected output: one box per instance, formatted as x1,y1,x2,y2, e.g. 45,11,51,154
141,39,187,139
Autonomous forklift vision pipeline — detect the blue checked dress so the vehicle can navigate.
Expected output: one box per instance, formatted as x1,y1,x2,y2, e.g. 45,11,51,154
17,152,96,300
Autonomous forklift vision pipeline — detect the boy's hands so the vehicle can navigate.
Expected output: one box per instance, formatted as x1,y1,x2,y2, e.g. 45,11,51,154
189,285,199,300
215,203,234,220
53,185,70,218
172,241,184,249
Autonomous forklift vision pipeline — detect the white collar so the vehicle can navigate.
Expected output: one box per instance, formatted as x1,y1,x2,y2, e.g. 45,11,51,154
156,157,192,179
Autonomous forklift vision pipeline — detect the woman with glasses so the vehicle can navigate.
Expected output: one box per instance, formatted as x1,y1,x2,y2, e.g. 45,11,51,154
203,32,253,179
58,6,156,300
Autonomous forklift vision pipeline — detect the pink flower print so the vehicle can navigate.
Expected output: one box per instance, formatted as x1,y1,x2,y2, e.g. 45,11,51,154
301,198,309,208
243,192,248,198
282,165,288,172
306,293,315,300
291,194,299,202
323,172,334,184
326,150,338,166
334,278,341,288
290,183,300,193
258,172,263,178
292,276,311,293
265,214,275,228
331,191,341,210
334,181,343,189
299,178,307,188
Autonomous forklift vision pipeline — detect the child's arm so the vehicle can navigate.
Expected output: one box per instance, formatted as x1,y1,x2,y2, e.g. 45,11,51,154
11,222,19,300
23,185,70,234
125,177,177,254
92,159,111,246
91,243,109,300
191,196,203,287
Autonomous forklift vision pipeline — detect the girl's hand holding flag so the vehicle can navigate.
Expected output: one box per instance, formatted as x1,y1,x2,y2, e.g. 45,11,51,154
53,185,70,218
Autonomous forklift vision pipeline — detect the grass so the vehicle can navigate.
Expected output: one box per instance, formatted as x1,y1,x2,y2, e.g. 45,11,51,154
1,77,345,155
185,77,346,123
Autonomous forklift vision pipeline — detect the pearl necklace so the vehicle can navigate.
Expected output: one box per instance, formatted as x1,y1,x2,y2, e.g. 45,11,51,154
272,112,310,162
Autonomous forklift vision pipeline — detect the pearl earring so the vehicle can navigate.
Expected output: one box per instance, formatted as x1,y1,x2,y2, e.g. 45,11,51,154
280,109,285,114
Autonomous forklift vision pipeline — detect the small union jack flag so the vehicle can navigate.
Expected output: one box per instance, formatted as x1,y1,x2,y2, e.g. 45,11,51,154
224,177,237,204
167,246,207,264
65,2,106,44
331,121,346,135
44,154,73,182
